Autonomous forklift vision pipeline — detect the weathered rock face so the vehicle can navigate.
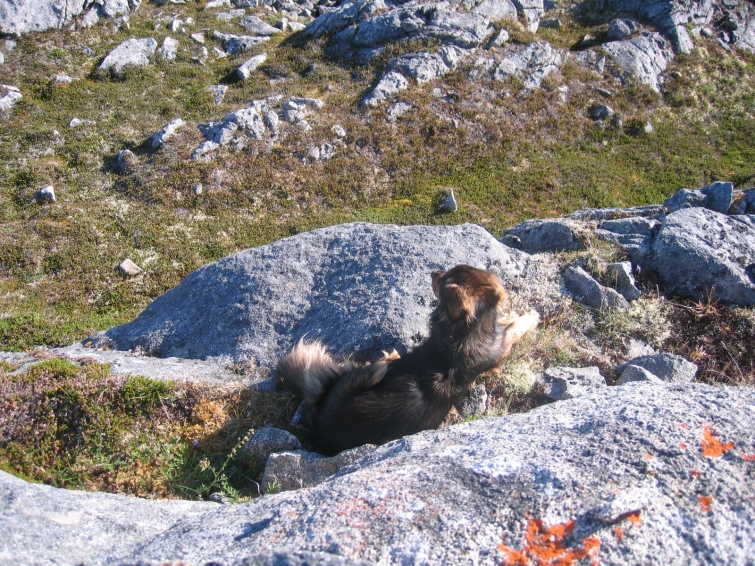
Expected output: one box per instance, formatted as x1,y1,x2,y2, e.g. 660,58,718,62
98,37,158,77
0,0,138,36
601,32,673,92
650,208,755,306
2,383,753,565
85,223,557,373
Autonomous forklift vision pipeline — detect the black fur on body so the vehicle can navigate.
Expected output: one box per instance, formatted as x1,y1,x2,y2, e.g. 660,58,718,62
276,265,539,456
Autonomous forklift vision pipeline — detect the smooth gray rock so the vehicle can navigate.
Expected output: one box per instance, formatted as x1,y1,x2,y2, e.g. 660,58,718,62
261,444,375,493
1,384,753,565
242,427,302,469
238,14,281,34
616,353,698,383
362,71,409,107
590,104,615,120
83,223,553,373
617,363,665,385
438,188,458,212
454,382,487,416
99,37,157,77
594,216,661,265
472,0,517,20
114,148,136,173
605,261,641,301
193,101,271,159
512,0,543,29
500,218,581,253
149,118,184,148
564,265,630,310
490,41,563,90
537,365,606,399
649,208,755,305
664,181,733,214
208,84,228,105
602,32,672,92
606,18,636,41
119,258,142,276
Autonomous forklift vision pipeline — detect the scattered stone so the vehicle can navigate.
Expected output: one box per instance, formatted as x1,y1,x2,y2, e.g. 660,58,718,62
192,101,272,159
190,32,205,43
438,188,458,213
362,71,409,107
241,426,302,469
331,124,346,138
193,182,203,195
487,28,510,48
606,18,636,42
387,46,467,84
119,259,142,276
539,18,562,29
537,366,606,400
99,37,158,77
169,18,183,32
50,74,75,85
237,52,267,80
205,0,232,8
0,51,4,66
216,8,245,20
150,118,185,148
593,86,613,98
616,353,698,383
265,110,279,137
663,181,733,214
68,117,95,128
616,364,664,385
386,101,412,121
212,46,228,58
490,41,563,90
601,33,672,92
287,21,306,32
454,383,487,417
590,104,615,121
563,265,630,311
34,185,56,203
604,262,641,301
207,84,228,105
0,85,22,112
594,216,660,265
261,445,375,493
649,207,755,306
500,218,580,253
80,44,96,56
238,14,281,35
114,149,136,174
213,30,269,54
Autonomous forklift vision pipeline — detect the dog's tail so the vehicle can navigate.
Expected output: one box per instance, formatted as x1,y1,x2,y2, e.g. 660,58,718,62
276,339,342,404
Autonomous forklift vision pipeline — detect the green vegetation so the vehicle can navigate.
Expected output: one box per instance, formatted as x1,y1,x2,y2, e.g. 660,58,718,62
0,358,298,499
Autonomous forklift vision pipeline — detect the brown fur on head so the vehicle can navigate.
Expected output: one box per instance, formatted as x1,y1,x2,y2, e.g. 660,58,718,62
432,265,509,324
276,264,539,456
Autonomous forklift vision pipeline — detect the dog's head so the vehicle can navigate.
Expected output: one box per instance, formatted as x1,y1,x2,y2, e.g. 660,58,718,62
431,265,508,324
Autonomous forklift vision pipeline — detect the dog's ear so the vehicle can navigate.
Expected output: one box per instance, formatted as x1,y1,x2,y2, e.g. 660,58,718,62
443,283,474,322
431,269,445,299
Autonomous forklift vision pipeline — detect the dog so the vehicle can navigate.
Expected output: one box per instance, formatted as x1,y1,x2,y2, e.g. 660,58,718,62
276,264,540,456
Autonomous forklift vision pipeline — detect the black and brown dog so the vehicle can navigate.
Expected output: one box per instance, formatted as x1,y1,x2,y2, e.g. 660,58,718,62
276,264,539,455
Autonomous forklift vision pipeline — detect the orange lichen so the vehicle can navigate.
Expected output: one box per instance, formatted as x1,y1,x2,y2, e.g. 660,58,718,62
678,423,689,429
498,519,600,566
627,513,641,525
743,454,755,462
643,453,653,460
690,469,700,478
701,425,734,458
678,443,687,450
613,527,624,541
699,496,712,512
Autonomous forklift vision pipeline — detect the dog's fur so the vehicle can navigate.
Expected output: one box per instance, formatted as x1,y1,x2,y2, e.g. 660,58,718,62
276,265,540,455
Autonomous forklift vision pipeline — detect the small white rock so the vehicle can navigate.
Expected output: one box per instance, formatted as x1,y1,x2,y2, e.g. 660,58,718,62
119,259,143,276
190,32,205,44
331,124,346,138
35,185,56,203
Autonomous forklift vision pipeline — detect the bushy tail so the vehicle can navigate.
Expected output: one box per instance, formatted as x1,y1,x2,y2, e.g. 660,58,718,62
276,339,343,404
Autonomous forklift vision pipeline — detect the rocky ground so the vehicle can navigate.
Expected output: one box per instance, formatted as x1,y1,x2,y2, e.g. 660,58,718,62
1,0,755,563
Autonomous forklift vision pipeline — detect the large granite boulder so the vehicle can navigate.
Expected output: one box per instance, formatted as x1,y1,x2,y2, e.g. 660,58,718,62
649,208,755,306
85,223,557,373
0,0,138,36
1,383,753,564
